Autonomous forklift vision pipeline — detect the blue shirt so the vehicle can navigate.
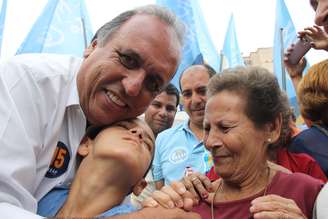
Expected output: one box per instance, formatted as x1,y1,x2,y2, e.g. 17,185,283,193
152,120,212,185
289,124,328,176
37,185,136,218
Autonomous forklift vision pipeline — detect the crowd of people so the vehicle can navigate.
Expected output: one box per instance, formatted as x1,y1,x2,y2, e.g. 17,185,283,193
0,0,327,219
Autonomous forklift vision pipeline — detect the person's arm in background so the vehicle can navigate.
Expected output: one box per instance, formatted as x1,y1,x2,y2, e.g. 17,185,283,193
284,25,328,92
283,53,306,92
299,25,328,51
0,58,47,219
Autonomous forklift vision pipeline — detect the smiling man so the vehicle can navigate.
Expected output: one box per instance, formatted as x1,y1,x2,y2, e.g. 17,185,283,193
144,83,179,137
152,64,216,188
0,5,201,219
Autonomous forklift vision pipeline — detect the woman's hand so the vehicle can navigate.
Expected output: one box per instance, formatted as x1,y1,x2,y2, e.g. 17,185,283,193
142,173,213,211
250,194,306,219
142,181,195,211
181,172,214,201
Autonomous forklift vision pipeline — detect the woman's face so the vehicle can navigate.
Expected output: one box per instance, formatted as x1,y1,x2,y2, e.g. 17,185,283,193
80,118,155,184
203,91,269,182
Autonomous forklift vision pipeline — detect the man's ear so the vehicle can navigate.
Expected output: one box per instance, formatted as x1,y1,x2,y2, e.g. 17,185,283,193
83,40,97,58
132,179,147,196
77,137,93,157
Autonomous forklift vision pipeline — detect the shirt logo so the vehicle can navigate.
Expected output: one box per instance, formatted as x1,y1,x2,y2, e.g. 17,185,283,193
169,147,188,164
45,141,70,178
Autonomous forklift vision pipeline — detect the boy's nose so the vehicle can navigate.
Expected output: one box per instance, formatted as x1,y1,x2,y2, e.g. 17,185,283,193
130,128,143,139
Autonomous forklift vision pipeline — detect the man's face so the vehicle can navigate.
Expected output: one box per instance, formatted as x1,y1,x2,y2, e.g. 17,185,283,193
311,0,328,33
144,91,178,135
77,14,181,126
180,65,210,128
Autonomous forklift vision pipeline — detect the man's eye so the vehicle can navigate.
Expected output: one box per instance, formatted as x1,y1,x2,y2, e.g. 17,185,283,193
166,106,176,112
197,87,207,96
182,91,191,98
145,75,161,94
152,103,161,108
203,125,210,133
119,53,139,69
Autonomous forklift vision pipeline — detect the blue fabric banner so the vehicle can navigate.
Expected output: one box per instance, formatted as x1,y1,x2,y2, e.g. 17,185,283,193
0,0,7,57
16,0,93,57
221,14,244,70
156,0,220,89
273,0,309,116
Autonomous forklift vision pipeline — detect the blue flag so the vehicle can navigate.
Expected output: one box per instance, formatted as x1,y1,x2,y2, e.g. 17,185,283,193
273,0,309,113
0,0,7,57
16,0,93,57
221,14,244,70
156,0,220,89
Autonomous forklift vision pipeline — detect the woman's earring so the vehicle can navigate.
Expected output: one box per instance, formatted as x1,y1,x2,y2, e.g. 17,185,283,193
267,138,272,143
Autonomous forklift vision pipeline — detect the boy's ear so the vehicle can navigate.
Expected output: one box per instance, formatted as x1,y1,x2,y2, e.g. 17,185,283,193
132,179,147,196
77,137,93,157
83,40,97,58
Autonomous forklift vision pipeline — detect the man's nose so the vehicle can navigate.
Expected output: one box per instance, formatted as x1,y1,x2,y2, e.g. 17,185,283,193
122,70,146,96
158,107,167,117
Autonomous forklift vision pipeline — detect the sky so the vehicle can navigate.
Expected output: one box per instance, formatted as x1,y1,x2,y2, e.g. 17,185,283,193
1,0,326,63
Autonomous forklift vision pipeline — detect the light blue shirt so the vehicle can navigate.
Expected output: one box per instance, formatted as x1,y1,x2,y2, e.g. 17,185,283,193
37,185,136,218
152,120,212,185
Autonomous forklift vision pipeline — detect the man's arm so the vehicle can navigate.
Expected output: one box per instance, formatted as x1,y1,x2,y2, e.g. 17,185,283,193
0,58,49,219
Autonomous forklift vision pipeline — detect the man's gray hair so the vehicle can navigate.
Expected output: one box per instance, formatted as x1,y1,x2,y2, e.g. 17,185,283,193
95,4,185,48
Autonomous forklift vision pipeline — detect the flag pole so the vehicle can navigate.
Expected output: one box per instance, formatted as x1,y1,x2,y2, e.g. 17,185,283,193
219,50,224,72
0,0,8,57
81,17,88,49
279,27,287,91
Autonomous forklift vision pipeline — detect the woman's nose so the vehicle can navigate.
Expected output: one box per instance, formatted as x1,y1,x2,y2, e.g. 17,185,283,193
205,131,223,149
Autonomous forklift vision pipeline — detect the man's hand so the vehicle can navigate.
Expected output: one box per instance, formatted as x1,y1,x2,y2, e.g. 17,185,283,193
110,206,201,219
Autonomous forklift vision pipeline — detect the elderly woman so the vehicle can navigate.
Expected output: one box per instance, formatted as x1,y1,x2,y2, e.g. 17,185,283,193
146,66,323,219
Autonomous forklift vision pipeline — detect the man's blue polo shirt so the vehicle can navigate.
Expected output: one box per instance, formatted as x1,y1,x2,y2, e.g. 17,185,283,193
152,120,212,185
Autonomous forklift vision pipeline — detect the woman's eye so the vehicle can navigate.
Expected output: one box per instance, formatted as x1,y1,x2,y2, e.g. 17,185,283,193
220,126,232,133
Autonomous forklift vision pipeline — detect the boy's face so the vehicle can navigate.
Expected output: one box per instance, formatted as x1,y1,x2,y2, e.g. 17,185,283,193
81,118,155,185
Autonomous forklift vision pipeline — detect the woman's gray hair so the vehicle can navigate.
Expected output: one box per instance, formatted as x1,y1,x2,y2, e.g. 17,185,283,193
207,66,284,129
95,4,185,48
